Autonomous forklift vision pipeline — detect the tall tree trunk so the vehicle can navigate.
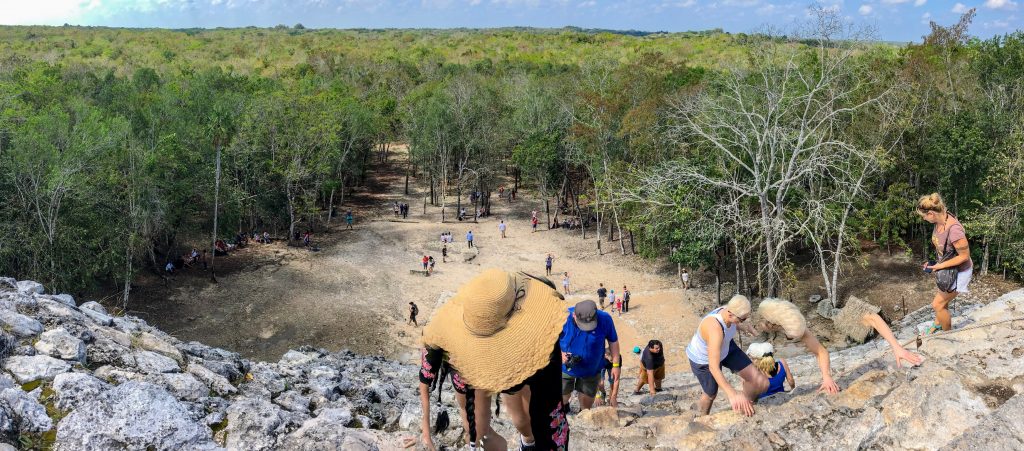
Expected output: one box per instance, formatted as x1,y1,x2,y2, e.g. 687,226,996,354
982,238,989,276
326,188,335,224
210,142,222,283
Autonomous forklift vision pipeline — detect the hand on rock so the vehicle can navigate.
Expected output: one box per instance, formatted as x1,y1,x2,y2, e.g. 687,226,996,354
819,378,840,394
894,347,924,368
728,392,754,417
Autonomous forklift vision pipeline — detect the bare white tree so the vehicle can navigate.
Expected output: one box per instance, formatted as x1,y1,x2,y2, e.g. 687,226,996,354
643,7,897,297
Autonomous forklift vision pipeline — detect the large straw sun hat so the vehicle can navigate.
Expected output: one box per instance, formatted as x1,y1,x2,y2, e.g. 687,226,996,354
422,268,568,392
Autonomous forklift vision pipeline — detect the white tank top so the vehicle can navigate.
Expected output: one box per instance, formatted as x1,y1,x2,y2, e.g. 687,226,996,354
685,307,737,365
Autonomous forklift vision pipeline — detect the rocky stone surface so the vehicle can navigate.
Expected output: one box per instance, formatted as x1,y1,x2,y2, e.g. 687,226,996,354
0,277,1020,450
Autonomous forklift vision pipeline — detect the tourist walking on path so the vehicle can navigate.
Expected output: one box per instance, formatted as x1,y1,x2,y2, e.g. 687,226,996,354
428,256,435,274
560,300,621,411
755,299,841,395
393,202,400,218
916,193,973,333
561,272,571,295
409,269,570,451
682,270,690,289
421,255,429,273
441,244,448,263
634,340,666,396
545,253,555,276
466,230,474,248
686,295,768,417
531,216,539,233
622,286,631,313
408,302,419,326
746,342,794,399
608,290,618,315
499,220,507,238
345,210,354,229
597,284,608,309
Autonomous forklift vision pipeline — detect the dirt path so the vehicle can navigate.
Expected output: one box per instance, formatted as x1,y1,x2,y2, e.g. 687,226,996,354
131,147,704,364
129,146,1019,369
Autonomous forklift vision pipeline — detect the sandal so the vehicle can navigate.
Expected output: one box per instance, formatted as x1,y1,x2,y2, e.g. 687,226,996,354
926,322,943,335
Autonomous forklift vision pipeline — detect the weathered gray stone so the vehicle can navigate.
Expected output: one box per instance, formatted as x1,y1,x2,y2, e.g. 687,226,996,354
94,365,142,385
225,397,291,451
274,390,311,413
53,381,219,451
15,281,43,296
3,355,71,383
833,296,882,344
52,372,112,411
188,363,237,396
80,307,114,326
0,387,52,432
137,332,184,363
278,408,358,450
34,327,86,363
0,310,43,338
46,294,77,307
156,373,208,401
79,301,108,315
135,350,180,374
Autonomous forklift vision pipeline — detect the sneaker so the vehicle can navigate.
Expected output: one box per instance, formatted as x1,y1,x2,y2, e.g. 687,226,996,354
520,438,536,451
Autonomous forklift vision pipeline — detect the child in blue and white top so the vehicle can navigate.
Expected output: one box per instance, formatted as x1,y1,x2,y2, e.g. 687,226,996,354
746,342,794,399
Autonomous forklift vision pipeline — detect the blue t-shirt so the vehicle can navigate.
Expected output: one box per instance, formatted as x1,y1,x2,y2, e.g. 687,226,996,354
560,307,618,378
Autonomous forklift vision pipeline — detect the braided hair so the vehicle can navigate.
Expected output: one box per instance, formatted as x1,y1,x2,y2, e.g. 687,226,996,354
465,388,477,447
432,363,451,434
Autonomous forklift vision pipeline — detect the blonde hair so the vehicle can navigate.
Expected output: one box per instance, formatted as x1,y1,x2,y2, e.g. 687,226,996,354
726,294,751,318
916,193,947,217
754,356,777,376
757,298,807,339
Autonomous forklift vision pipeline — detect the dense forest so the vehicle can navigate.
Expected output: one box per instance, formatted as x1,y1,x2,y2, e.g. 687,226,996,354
1,9,1022,309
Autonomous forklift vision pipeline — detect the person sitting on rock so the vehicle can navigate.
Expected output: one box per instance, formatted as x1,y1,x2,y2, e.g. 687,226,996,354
755,299,841,395
746,342,794,399
408,269,569,451
686,295,768,417
833,297,924,368
634,340,666,396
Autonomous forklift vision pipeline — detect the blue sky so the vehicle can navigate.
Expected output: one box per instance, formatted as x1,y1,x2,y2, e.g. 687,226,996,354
2,0,1020,42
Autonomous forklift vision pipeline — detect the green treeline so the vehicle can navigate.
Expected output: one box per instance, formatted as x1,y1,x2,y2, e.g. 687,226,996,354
0,12,1022,305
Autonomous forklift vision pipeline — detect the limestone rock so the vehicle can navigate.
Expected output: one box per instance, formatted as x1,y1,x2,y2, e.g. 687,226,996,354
94,365,142,385
15,281,43,296
833,296,881,343
225,397,292,451
0,387,52,432
46,294,77,307
0,310,43,338
135,350,181,374
79,301,108,315
188,363,237,396
137,332,184,363
3,355,71,383
156,373,208,401
54,381,219,450
34,328,86,363
274,390,311,413
278,408,359,450
52,372,112,411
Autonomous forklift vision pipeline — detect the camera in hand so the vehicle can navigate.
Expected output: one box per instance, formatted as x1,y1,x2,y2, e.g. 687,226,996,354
564,353,583,369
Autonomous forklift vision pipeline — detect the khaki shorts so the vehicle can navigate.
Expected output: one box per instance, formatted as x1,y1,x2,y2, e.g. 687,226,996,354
637,365,666,384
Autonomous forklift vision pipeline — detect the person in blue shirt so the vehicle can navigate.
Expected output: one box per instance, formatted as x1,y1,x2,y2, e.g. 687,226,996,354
746,342,795,399
560,300,620,411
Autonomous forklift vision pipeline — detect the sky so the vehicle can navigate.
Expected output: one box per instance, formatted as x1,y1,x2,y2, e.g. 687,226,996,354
0,0,1020,42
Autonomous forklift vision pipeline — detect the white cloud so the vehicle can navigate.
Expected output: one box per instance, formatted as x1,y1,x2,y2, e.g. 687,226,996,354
577,0,595,7
951,2,969,12
984,0,1017,9
858,4,872,14
880,0,909,4
914,0,926,5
